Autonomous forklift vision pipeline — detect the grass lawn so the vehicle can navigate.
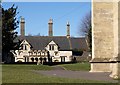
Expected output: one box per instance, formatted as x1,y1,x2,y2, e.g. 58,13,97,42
59,62,90,71
2,64,113,84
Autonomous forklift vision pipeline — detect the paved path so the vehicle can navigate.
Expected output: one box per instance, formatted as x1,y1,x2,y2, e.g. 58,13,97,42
33,66,118,83
52,65,66,70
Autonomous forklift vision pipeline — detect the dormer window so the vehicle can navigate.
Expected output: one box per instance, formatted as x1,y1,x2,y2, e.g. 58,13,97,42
25,45,27,50
20,40,31,51
23,44,27,50
49,45,54,50
47,41,58,51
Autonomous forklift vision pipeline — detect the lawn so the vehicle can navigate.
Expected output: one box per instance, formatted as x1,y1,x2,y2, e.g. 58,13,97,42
59,62,90,71
2,63,114,84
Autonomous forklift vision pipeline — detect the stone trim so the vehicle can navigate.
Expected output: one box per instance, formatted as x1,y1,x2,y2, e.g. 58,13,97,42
90,58,111,62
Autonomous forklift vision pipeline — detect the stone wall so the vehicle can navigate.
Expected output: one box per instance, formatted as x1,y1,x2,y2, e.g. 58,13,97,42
92,2,114,59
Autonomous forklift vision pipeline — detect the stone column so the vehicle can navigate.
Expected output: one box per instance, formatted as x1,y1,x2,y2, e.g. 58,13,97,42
109,0,119,79
91,0,120,79
118,1,120,80
90,1,114,72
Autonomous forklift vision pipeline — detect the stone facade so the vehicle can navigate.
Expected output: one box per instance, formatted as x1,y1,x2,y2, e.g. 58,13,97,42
91,0,120,79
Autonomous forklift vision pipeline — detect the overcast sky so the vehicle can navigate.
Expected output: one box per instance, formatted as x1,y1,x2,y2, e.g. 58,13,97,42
2,2,91,37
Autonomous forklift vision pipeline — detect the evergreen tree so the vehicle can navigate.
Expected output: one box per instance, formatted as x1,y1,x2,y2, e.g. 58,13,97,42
2,4,19,62
0,4,2,62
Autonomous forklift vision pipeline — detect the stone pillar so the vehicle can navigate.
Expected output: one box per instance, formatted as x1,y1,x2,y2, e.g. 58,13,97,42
20,17,25,37
48,18,53,36
91,0,120,79
109,0,118,79
118,1,120,79
90,1,114,72
109,1,120,79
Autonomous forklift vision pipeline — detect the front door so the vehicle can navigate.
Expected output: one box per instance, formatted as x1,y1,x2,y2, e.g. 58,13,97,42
61,56,66,62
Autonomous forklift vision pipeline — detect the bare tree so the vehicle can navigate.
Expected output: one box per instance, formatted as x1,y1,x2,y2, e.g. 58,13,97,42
79,12,92,52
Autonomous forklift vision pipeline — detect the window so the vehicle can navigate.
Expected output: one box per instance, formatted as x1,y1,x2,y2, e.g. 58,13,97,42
25,57,27,62
25,45,27,50
35,58,38,62
38,52,41,56
34,52,37,55
44,58,46,62
39,57,42,61
54,51,58,56
25,57,29,62
27,57,29,62
49,45,54,50
31,58,34,62
22,44,27,50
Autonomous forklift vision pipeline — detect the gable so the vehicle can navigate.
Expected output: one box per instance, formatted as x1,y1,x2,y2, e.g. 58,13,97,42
19,39,31,50
20,40,31,47
45,40,59,51
48,40,57,45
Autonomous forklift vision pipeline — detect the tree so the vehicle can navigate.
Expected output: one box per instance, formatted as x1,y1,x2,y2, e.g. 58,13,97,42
0,4,2,62
79,12,92,52
2,4,19,62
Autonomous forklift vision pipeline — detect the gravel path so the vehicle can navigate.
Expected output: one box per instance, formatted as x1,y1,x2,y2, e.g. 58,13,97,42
32,66,118,83
52,65,66,70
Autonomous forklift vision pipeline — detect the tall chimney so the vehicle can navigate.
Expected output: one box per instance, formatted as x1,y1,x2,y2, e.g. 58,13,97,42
20,17,25,37
67,21,70,38
48,18,53,36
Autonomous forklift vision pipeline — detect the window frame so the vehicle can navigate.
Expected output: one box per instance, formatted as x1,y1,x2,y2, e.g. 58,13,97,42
49,45,54,51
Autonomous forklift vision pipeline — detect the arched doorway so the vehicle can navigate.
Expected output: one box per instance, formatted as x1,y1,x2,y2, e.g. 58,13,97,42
31,58,34,62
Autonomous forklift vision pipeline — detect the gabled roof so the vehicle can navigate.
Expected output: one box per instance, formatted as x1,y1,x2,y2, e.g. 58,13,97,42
17,36,88,51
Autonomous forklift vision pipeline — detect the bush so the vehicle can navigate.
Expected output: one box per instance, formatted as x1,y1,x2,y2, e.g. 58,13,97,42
17,60,22,63
72,50,83,56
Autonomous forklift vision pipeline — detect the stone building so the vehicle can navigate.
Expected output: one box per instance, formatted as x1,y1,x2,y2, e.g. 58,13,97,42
11,17,88,63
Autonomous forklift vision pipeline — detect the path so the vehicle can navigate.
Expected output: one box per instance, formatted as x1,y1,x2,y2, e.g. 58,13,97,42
51,65,66,70
33,65,118,83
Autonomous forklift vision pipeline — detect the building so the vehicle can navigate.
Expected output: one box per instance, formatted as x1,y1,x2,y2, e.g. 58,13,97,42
11,17,88,63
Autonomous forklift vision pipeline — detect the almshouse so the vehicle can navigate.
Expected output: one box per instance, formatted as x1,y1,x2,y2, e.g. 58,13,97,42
11,17,88,63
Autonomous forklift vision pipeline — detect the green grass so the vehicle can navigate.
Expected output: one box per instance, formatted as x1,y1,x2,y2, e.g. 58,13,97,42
2,64,53,70
2,64,111,83
59,62,90,71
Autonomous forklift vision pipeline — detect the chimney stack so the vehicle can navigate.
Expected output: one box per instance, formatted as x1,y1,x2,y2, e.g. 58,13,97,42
67,21,70,38
48,18,53,36
20,17,25,37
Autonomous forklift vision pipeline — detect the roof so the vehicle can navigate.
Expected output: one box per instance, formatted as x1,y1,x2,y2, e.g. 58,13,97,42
16,36,88,51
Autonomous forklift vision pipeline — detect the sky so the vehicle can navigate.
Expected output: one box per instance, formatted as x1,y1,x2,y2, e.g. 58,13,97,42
2,2,91,37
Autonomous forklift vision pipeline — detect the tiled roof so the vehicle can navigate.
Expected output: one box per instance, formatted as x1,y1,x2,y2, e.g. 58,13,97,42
17,36,88,51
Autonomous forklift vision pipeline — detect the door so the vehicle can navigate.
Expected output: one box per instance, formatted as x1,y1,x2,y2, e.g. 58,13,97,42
61,56,66,62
